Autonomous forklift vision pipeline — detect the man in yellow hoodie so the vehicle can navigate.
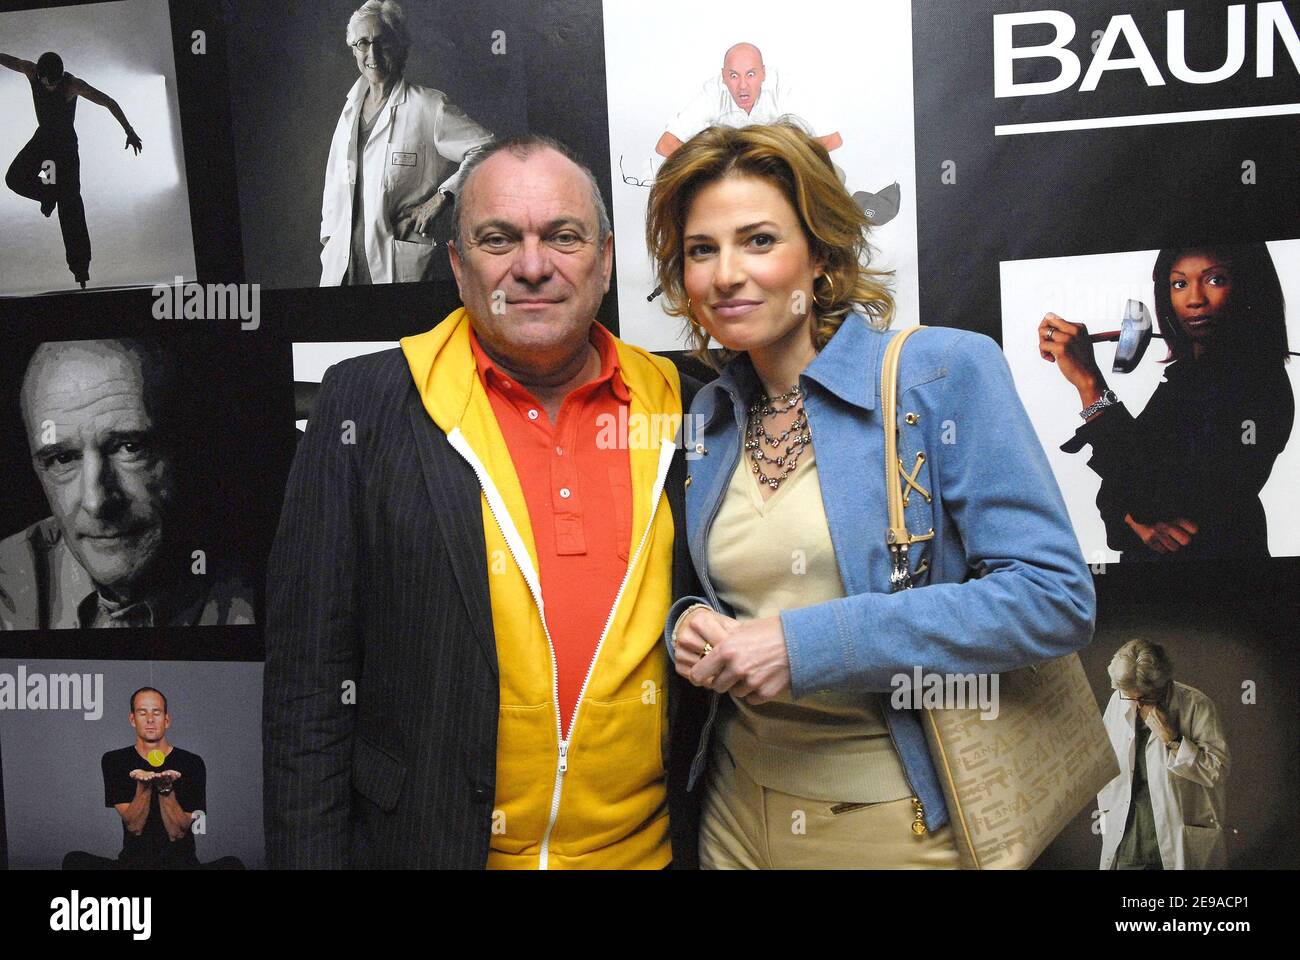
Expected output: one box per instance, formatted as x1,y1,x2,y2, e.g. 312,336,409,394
264,135,710,868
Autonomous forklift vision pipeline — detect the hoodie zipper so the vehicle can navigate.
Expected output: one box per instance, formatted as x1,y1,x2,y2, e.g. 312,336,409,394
448,429,675,869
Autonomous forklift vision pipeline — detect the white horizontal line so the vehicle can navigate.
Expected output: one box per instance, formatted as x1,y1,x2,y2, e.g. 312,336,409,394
994,102,1300,135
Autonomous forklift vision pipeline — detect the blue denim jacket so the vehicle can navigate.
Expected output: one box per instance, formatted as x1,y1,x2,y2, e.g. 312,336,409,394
665,314,1096,832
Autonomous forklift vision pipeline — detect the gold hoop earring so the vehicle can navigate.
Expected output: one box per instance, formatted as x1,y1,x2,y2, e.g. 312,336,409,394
811,274,836,310
685,298,706,335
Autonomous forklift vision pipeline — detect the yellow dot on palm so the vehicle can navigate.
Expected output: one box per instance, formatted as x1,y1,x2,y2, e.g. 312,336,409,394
146,749,165,768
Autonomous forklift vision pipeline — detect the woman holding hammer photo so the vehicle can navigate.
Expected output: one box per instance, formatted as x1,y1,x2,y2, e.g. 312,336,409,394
1039,243,1294,560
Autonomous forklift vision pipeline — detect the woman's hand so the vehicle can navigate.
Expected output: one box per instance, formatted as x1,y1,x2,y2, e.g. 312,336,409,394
1125,514,1198,554
672,606,738,678
1038,313,1106,406
688,616,792,706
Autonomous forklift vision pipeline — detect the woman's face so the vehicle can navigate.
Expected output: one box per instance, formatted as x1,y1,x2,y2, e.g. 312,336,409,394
682,174,822,362
351,17,399,85
1168,252,1235,348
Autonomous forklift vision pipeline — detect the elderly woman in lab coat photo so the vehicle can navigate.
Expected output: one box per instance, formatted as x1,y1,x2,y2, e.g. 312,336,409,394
1097,639,1229,870
320,0,494,286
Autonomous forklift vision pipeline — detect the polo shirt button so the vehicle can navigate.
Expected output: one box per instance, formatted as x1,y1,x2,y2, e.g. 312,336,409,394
527,409,539,420
555,446,563,456
559,487,571,499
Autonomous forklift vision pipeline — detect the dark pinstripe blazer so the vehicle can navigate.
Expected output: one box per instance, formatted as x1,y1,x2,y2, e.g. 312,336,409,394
263,347,710,869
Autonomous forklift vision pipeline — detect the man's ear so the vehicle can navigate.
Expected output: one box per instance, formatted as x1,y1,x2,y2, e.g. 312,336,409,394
447,239,465,297
601,234,614,292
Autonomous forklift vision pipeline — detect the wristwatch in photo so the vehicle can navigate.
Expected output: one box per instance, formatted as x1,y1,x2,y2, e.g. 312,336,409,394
1080,388,1119,421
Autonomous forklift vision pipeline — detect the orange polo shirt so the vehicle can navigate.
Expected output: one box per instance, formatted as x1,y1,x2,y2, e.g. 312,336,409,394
469,324,632,734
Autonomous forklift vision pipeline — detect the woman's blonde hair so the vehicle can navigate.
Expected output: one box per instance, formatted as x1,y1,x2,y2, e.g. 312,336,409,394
645,122,894,370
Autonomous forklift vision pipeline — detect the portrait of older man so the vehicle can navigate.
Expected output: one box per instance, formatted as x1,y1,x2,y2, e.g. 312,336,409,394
654,42,842,158
265,134,709,869
0,339,254,630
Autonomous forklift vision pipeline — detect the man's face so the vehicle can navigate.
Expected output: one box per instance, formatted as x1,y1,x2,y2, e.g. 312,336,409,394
23,342,179,601
129,691,169,744
722,46,765,113
449,148,613,372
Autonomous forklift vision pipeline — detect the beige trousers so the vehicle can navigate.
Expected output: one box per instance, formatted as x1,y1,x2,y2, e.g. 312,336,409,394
699,744,962,870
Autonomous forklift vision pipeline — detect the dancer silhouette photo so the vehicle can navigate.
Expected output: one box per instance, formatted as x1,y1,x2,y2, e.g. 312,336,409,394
1,50,142,289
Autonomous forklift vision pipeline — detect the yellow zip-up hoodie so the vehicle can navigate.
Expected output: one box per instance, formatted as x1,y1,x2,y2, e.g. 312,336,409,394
402,309,683,869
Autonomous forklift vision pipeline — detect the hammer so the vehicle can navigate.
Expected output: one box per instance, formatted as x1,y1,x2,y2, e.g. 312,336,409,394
1087,300,1160,374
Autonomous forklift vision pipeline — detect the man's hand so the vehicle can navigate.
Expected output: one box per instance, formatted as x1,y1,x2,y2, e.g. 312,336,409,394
688,615,792,706
154,770,182,794
1140,703,1179,745
654,131,684,158
125,129,143,155
129,769,155,782
672,606,738,678
1125,514,1198,554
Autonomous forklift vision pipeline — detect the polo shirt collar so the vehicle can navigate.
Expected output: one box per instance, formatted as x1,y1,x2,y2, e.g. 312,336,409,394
468,322,630,403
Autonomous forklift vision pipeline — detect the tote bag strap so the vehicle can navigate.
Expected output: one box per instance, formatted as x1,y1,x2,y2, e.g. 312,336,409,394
881,325,933,591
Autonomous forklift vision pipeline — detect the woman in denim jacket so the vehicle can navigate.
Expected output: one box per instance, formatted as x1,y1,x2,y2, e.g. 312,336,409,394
646,123,1095,868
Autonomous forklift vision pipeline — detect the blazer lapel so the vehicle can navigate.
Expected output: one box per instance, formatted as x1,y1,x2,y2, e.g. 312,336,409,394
406,400,498,677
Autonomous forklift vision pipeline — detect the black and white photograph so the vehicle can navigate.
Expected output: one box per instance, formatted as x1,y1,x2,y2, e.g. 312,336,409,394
602,0,920,351
0,659,263,869
1000,239,1299,563
0,335,283,633
223,0,524,290
0,0,197,295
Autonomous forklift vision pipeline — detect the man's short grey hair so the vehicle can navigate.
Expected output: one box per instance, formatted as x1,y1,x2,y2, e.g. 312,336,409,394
1107,639,1174,699
347,0,411,66
452,135,612,249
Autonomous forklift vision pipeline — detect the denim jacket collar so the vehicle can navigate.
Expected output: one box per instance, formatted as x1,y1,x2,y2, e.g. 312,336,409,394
694,313,886,425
